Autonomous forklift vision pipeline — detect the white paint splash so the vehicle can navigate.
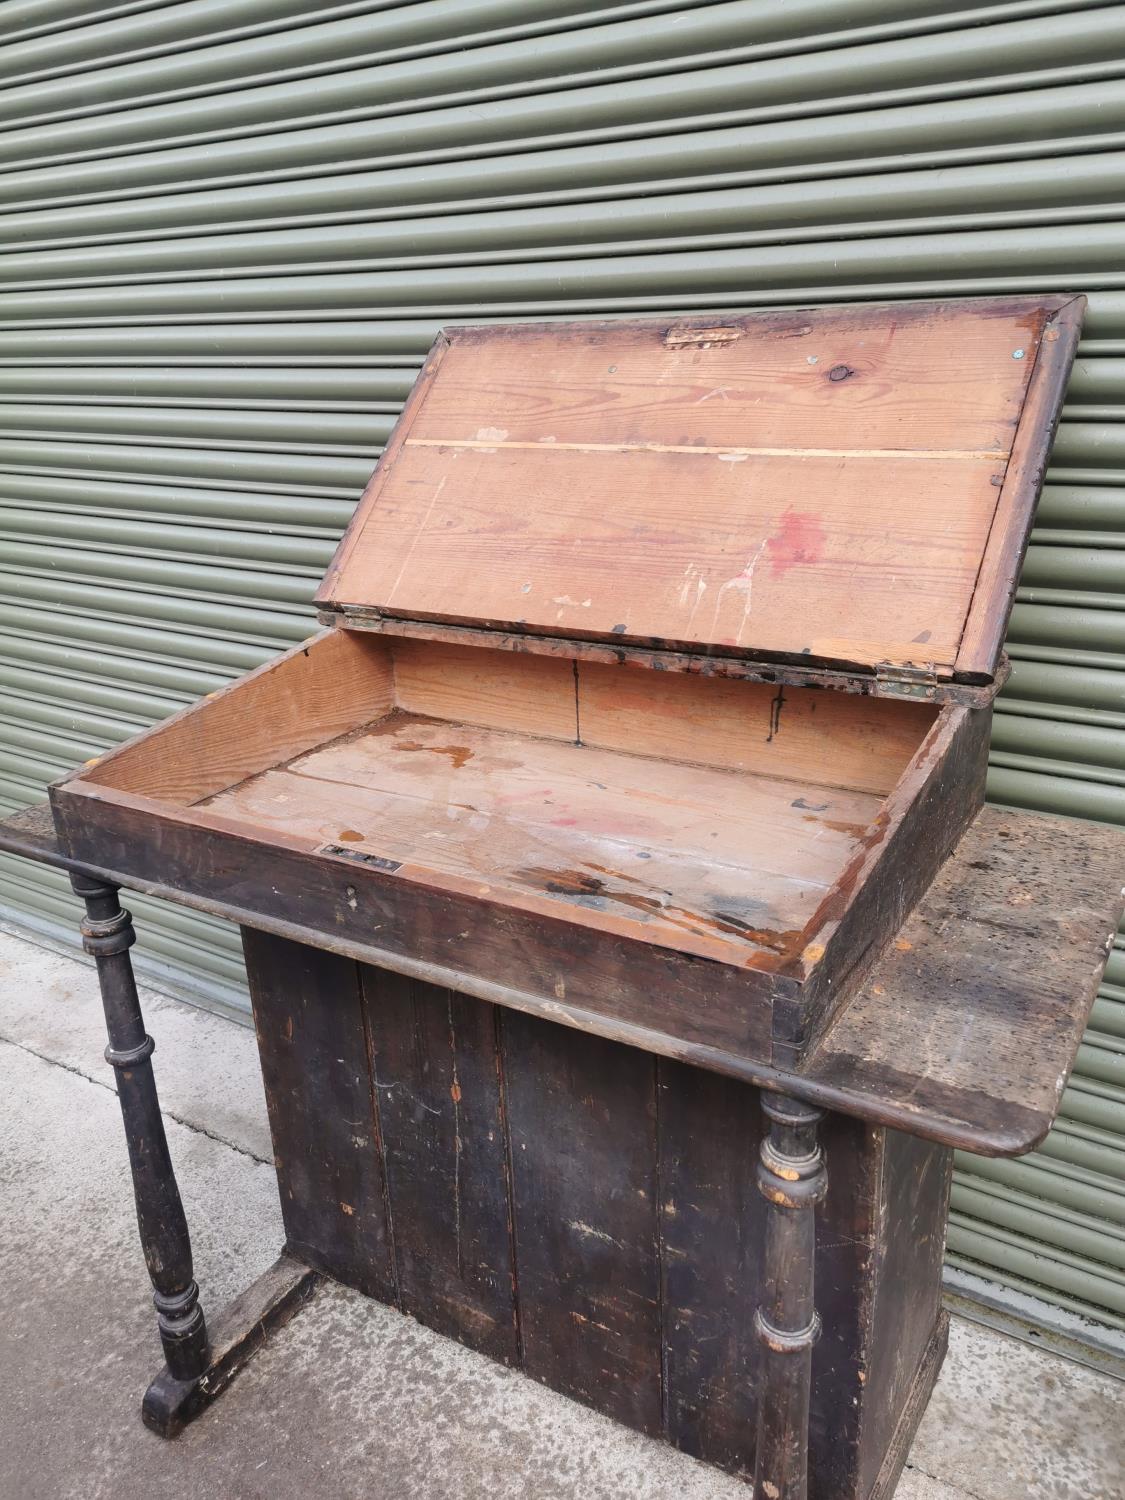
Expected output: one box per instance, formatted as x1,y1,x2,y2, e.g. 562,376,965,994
711,540,767,642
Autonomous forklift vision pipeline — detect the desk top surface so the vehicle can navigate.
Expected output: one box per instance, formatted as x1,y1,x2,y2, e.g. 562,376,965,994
3,799,1120,1156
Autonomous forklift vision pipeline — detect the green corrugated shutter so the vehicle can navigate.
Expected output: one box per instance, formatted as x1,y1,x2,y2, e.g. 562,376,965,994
1,0,1122,1330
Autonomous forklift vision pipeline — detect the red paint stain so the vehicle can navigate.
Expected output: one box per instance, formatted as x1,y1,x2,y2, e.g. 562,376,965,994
765,511,826,576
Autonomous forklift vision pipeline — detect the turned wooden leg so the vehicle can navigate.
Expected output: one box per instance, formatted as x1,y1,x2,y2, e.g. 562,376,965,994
753,1092,827,1500
71,872,210,1383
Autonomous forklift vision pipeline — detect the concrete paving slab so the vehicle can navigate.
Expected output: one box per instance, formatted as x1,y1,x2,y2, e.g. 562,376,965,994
0,927,1120,1499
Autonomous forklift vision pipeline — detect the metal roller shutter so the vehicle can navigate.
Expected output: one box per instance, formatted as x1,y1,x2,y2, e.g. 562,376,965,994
0,0,1122,1332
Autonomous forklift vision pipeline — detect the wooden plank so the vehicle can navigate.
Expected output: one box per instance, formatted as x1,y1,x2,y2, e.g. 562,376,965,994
657,1060,761,1473
202,714,884,965
315,299,1075,677
328,442,1005,668
83,628,395,805
857,1133,953,1499
391,637,578,741
577,661,935,796
242,930,396,1300
53,778,781,1062
956,295,1085,678
317,331,451,606
777,703,990,1063
806,804,1125,1148
407,302,1037,459
358,967,517,1361
502,1008,663,1433
803,1111,881,1498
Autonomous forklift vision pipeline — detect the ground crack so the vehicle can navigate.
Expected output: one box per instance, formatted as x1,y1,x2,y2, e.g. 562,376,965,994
0,1032,271,1165
903,1457,995,1500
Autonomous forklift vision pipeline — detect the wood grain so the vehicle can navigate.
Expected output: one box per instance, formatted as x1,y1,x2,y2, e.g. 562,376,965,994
576,661,935,796
409,303,1037,455
328,442,1005,668
89,628,394,804
358,965,517,1361
501,1009,664,1434
391,637,578,740
242,931,396,1300
202,713,883,966
316,298,1075,679
956,295,1085,679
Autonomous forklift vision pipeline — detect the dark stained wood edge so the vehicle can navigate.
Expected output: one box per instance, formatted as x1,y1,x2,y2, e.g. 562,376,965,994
867,1312,950,1500
0,800,66,866
141,1251,318,1438
50,781,783,1055
315,330,451,608
316,611,1003,707
439,295,1078,348
955,294,1086,680
8,800,1120,1157
774,704,990,1063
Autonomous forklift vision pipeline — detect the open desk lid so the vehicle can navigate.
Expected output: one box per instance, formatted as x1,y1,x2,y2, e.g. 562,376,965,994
316,296,1084,687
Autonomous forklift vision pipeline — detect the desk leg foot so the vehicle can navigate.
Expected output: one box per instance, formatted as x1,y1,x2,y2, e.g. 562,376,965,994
142,1252,319,1436
753,1093,827,1500
71,874,210,1382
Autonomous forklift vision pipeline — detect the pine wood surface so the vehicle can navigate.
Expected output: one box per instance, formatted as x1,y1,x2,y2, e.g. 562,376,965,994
201,710,885,968
317,297,1082,679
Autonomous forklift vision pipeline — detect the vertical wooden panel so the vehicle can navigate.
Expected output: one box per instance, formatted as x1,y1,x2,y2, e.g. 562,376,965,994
657,1060,759,1471
658,1063,876,1488
242,928,395,1301
858,1130,954,1498
359,966,518,1362
808,1114,881,1498
502,1008,663,1433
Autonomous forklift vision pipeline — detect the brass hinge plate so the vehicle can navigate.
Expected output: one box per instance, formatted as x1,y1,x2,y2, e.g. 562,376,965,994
873,662,942,700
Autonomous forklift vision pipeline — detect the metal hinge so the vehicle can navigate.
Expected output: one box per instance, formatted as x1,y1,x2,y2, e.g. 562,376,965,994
874,662,941,700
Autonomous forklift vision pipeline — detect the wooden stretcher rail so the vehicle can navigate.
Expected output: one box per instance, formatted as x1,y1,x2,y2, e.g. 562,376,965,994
3,801,1120,1158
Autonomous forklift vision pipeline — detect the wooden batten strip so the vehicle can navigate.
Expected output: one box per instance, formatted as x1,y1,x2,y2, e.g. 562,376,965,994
404,438,1008,461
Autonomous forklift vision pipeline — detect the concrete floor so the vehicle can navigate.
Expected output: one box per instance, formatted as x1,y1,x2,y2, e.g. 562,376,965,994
0,925,1120,1500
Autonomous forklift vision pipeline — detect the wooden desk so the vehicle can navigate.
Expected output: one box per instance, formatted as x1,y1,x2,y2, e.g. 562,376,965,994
3,799,1120,1499
16,297,1118,1500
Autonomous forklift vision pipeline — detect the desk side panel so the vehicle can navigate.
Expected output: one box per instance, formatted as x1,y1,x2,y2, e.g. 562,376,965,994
242,931,396,1301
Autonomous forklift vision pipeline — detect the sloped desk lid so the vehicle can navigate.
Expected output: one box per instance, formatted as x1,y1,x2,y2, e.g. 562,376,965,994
317,296,1083,686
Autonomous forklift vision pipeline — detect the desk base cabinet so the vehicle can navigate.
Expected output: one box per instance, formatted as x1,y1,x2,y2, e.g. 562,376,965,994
244,929,951,1499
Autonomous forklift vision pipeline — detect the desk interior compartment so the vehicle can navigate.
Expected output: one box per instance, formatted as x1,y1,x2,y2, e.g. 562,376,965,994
52,627,983,1065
